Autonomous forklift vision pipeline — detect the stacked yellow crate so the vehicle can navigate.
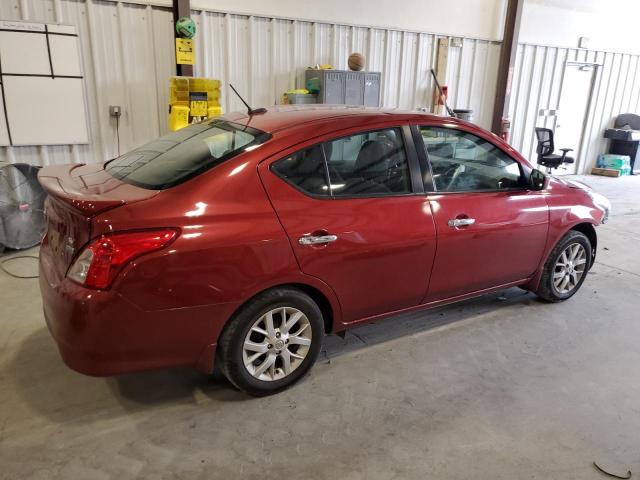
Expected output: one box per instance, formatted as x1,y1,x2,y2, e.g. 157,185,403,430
168,76,223,131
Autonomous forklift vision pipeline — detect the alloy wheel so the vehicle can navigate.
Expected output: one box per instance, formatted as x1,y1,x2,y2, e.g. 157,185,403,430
242,307,312,381
553,243,587,294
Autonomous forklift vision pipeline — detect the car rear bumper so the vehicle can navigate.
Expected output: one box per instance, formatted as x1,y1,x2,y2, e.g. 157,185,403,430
39,253,238,376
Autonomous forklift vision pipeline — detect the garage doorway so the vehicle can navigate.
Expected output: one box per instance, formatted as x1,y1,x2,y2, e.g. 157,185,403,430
553,63,597,174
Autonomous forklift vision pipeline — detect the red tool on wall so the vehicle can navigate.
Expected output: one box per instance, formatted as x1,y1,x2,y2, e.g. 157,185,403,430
430,69,455,117
501,116,512,143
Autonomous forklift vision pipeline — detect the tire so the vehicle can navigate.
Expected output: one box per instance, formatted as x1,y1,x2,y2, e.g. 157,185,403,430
535,230,592,302
217,287,324,396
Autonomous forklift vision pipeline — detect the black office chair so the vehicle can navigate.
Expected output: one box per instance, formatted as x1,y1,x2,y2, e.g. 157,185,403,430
534,127,575,172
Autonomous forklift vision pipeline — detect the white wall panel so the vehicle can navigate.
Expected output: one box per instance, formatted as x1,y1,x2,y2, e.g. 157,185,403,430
509,43,640,174
521,0,640,55
444,38,500,128
192,0,507,41
192,10,500,127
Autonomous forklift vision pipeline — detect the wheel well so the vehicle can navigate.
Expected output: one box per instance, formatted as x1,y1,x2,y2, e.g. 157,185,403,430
289,283,334,334
223,284,335,337
570,222,597,264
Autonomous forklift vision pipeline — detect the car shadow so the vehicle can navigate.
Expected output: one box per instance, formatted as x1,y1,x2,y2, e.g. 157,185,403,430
5,287,538,423
5,327,249,424
322,287,538,359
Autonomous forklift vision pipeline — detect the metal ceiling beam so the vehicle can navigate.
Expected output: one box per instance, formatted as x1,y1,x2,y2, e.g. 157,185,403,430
491,0,524,137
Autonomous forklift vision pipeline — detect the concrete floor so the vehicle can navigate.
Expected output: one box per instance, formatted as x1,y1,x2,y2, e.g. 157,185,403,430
1,174,639,480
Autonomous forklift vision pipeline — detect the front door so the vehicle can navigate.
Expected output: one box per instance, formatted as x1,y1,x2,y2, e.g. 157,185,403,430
416,125,549,302
259,126,437,323
554,63,596,174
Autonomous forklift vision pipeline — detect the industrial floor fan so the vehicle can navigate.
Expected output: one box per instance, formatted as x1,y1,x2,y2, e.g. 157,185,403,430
0,163,46,252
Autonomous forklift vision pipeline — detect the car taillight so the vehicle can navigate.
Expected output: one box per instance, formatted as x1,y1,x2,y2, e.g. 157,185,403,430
67,228,179,289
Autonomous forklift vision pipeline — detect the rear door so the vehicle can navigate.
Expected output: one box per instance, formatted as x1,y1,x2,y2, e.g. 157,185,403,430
259,125,437,323
415,125,549,302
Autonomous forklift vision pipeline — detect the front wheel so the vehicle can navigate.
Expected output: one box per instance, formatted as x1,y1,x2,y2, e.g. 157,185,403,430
217,287,324,396
535,230,592,302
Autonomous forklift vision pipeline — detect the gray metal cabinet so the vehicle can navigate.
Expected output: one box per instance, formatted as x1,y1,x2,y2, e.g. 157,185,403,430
323,71,344,104
363,73,381,107
345,72,364,105
305,69,381,106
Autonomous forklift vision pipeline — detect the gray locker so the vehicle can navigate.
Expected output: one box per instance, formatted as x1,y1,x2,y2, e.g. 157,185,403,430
305,69,381,106
324,71,344,104
345,72,364,105
363,73,381,107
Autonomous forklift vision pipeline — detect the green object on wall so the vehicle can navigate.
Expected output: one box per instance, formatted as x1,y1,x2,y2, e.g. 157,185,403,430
176,16,196,39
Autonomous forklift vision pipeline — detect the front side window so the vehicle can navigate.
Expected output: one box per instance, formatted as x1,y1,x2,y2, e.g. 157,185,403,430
106,120,271,189
419,127,524,192
325,128,411,196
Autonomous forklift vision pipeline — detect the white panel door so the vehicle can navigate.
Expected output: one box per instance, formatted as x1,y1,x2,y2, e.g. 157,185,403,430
554,64,596,174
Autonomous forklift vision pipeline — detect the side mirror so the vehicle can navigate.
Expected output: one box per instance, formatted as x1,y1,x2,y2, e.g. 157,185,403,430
529,169,547,191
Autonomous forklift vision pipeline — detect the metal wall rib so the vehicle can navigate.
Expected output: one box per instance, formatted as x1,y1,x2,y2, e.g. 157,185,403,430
1,0,500,167
508,43,640,174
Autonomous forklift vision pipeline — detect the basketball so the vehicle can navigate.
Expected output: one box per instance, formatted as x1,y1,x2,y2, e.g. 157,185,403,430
348,52,365,71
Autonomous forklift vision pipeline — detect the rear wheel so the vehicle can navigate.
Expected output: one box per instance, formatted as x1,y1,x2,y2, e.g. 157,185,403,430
535,230,592,302
217,287,324,396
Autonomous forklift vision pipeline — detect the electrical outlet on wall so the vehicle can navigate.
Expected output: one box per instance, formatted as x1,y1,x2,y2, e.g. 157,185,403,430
109,105,122,117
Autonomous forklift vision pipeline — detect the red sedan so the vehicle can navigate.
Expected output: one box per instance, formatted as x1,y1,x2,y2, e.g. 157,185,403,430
38,106,610,395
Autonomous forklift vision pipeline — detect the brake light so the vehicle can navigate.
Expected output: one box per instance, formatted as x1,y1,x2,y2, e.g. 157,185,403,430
67,229,179,289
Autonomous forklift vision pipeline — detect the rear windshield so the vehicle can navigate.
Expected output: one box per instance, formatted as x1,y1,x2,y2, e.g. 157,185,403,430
105,120,271,189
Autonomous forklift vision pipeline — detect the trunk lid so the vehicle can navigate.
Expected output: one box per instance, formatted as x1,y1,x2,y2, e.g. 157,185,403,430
38,163,159,278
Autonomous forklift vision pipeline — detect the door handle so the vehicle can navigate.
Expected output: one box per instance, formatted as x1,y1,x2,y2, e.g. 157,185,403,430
448,218,476,228
298,234,338,245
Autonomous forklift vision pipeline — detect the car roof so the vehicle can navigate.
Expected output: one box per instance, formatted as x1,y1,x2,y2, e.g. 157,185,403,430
220,105,465,133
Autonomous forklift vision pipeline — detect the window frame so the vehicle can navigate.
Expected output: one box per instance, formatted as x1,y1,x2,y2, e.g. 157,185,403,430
412,124,529,194
270,125,424,200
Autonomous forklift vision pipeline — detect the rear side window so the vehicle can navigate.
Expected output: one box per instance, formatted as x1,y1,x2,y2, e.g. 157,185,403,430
271,145,329,196
271,127,412,198
325,128,411,196
106,121,271,189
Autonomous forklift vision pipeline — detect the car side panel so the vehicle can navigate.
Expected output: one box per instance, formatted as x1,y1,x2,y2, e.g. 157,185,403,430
41,155,343,375
522,177,604,291
425,190,549,301
93,158,292,307
258,123,438,324
409,120,549,300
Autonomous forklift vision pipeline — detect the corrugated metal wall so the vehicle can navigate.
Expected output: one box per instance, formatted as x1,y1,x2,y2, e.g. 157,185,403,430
0,0,500,167
508,43,640,173
192,12,501,129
